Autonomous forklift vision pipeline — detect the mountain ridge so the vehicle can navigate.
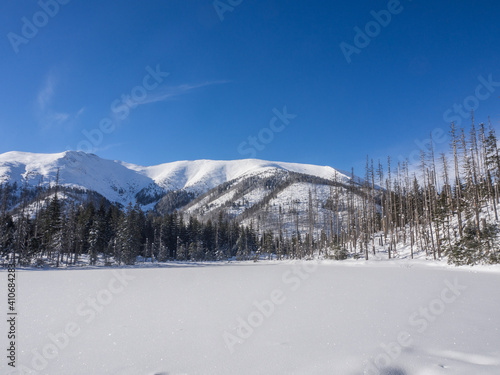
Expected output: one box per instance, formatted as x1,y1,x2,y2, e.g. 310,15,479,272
0,150,356,210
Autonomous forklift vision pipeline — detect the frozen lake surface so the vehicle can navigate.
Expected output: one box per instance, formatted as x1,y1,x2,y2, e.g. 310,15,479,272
2,260,500,375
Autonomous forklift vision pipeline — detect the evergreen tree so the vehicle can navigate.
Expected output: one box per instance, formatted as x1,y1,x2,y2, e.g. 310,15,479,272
117,203,141,265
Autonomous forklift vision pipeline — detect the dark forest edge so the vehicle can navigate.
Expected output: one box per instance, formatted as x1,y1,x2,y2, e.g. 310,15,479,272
1,115,500,268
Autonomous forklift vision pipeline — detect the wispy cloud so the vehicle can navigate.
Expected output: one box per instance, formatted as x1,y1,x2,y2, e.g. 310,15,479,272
48,112,70,124
75,107,85,118
37,75,55,112
36,73,84,129
107,79,230,127
139,80,230,105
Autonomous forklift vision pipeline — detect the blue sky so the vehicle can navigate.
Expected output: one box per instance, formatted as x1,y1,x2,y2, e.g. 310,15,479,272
1,0,499,173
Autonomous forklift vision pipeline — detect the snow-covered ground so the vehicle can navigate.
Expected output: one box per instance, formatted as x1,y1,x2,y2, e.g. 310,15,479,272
1,261,499,375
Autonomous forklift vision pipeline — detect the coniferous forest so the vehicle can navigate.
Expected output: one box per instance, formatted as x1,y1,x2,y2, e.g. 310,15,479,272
1,119,500,267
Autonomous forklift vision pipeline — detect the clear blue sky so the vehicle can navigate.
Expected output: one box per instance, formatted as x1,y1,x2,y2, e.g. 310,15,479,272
1,0,499,173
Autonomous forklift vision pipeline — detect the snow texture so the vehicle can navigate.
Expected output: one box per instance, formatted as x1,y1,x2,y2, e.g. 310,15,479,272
2,261,499,375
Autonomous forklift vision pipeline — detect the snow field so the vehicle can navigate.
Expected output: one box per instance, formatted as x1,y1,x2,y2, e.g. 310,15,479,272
1,261,499,375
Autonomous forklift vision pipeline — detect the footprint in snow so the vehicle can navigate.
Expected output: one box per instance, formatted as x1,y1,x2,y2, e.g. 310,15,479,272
434,349,500,366
378,367,407,375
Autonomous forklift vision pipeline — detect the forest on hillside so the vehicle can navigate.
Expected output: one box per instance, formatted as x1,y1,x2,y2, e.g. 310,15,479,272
1,118,500,267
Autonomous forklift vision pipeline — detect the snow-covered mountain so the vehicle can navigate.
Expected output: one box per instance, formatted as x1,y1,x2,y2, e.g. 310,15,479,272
0,151,375,233
0,151,162,207
0,151,354,205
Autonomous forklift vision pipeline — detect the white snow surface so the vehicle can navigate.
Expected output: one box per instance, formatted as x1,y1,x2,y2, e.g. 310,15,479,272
122,157,351,192
0,151,351,206
2,261,499,375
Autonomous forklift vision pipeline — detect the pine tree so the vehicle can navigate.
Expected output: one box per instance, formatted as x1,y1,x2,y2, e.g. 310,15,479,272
117,203,141,265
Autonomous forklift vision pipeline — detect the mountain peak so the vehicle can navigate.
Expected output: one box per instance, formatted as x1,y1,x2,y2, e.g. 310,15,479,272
0,151,356,209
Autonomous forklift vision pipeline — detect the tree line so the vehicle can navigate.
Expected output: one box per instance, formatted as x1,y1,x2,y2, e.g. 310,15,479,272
317,116,500,265
1,115,499,267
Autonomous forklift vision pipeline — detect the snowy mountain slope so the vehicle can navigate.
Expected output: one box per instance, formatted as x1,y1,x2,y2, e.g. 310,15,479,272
0,151,160,206
180,167,376,236
122,158,353,193
0,151,358,210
